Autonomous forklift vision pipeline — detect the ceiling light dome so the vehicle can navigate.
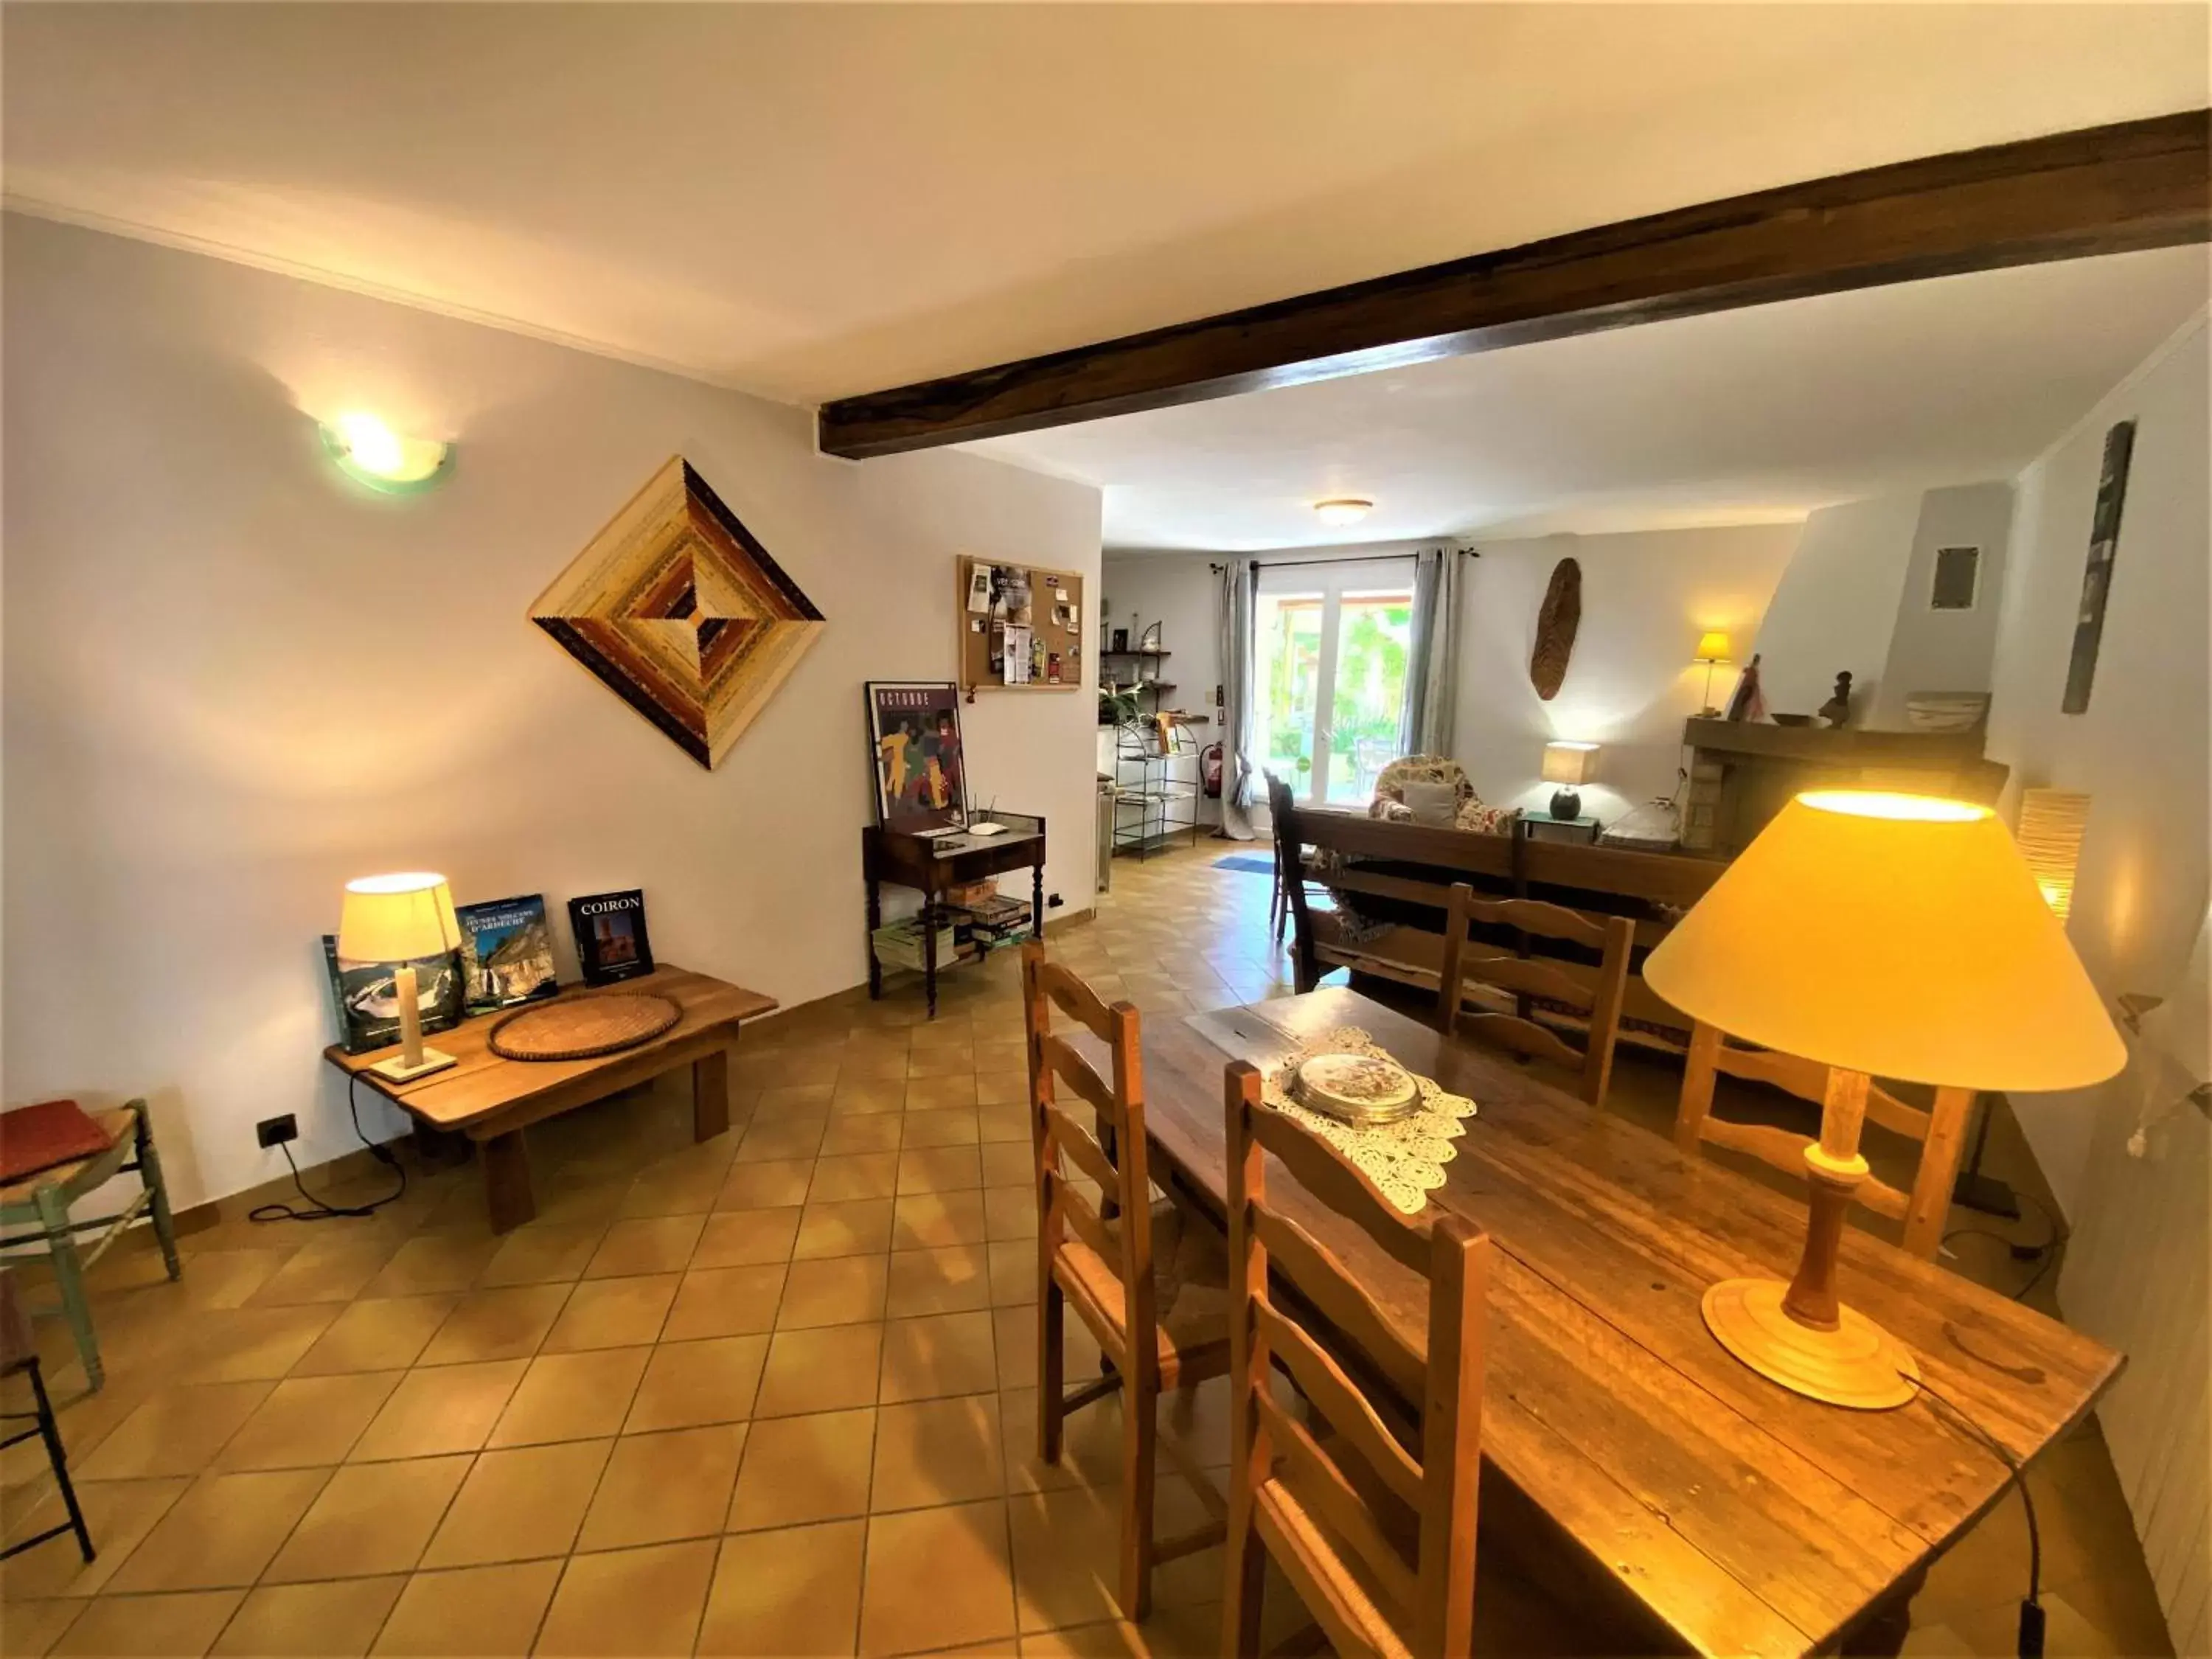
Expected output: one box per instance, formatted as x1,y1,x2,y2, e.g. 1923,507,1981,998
1312,497,1373,527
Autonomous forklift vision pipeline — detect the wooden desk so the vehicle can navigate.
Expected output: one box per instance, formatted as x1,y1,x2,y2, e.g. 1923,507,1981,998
325,965,776,1231
1135,988,2121,1657
863,813,1047,1018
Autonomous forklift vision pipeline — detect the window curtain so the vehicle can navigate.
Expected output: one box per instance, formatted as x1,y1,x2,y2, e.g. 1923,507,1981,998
1216,557,1259,841
1401,545,1462,758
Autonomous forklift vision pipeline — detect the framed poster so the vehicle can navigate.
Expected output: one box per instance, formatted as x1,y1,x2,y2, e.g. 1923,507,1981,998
866,681,969,831
2062,420,2135,714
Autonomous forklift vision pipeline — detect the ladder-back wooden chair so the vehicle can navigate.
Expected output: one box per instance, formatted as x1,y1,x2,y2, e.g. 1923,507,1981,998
1675,1023,1975,1259
1222,1059,1492,1659
1020,943,1231,1620
1436,883,1635,1109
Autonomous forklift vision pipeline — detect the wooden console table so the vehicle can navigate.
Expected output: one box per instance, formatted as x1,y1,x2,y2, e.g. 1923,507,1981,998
863,813,1046,1018
324,964,776,1231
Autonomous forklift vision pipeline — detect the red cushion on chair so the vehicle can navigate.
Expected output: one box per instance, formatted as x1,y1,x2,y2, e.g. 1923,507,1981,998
0,1099,119,1184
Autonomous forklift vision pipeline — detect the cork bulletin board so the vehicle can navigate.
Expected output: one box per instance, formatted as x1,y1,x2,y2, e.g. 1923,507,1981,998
956,556,1087,698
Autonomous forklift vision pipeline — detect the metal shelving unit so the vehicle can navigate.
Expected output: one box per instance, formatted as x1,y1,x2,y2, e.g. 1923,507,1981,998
1111,720,1202,859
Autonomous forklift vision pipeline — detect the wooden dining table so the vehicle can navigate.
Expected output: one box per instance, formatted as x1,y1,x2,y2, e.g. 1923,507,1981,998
1133,987,2122,1658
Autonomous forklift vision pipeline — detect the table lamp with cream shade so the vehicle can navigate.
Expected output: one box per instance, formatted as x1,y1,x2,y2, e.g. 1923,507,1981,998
1643,790,2125,1410
1540,740,1599,821
1693,630,1733,717
339,873,464,1083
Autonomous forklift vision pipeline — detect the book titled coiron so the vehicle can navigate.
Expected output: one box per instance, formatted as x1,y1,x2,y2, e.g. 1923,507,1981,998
568,889,655,986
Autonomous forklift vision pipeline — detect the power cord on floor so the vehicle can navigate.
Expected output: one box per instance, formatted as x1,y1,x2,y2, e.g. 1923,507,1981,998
248,1075,408,1224
1910,1375,2044,1658
1944,1188,2065,1302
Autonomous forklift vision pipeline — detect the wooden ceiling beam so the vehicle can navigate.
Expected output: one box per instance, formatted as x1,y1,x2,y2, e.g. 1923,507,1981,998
818,110,2211,459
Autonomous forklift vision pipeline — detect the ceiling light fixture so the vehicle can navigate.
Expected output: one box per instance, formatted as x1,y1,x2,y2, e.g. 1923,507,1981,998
1312,497,1373,528
321,412,453,493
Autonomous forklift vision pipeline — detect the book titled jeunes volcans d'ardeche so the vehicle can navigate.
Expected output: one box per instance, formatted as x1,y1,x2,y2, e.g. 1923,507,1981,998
568,888,655,986
456,894,560,1013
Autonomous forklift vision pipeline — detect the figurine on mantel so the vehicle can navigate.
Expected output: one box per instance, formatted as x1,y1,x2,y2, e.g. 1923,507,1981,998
1820,672,1854,728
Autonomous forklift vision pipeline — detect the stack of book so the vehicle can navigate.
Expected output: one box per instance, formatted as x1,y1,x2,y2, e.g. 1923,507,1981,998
872,918,959,973
957,895,1033,950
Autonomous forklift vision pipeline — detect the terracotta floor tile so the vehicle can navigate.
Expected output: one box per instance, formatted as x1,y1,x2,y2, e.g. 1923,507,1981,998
794,1200,897,1260
737,1120,830,1165
262,1454,474,1583
695,1520,865,1657
902,1109,982,1149
487,1347,652,1447
807,1155,900,1204
183,1305,344,1384
576,1424,746,1553
980,1143,1034,1188
533,1539,717,1658
364,1232,502,1298
625,1335,771,1433
832,1074,908,1108
414,1284,571,1366
891,1192,990,1251
250,1237,397,1307
581,1215,706,1280
0,1477,190,1601
871,1394,1005,1512
661,1265,787,1341
754,1325,883,1419
1010,1481,1221,1631
108,1466,331,1591
905,1077,980,1111
538,1274,679,1352
419,1438,611,1568
975,1073,1030,1108
347,1360,528,1461
887,1245,995,1318
692,1207,803,1269
879,1312,999,1404
619,1155,734,1219
369,1559,563,1656
984,1189,1040,1242
212,1371,405,1470
859,1499,1018,1656
778,1256,890,1329
726,1408,875,1532
289,1297,456,1377
909,1021,976,1053
717,1161,816,1211
905,1047,976,1080
49,1589,244,1657
758,1082,839,1113
977,1105,1032,1144
78,1383,276,1480
475,1222,607,1288
210,1576,408,1657
1016,1605,1222,1658
973,1041,1029,1076
988,1242,1037,1307
897,1147,984,1196
0,1596,86,1656
821,1115,905,1157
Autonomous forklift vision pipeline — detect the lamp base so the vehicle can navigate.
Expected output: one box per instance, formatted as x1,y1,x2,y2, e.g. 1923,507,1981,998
366,1046,457,1084
1702,1277,1919,1411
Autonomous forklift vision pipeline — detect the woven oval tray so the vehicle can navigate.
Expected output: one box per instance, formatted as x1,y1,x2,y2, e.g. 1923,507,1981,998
489,992,682,1061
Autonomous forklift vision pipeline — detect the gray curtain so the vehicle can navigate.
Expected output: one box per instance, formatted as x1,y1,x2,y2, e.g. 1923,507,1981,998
1217,557,1259,841
1401,545,1461,757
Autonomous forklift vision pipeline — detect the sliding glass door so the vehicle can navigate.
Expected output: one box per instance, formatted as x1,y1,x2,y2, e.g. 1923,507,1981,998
1256,560,1415,808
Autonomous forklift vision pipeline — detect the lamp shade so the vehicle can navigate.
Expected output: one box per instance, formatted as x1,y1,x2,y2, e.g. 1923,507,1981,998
1694,630,1733,663
339,872,462,962
1643,791,2124,1091
1540,741,1599,786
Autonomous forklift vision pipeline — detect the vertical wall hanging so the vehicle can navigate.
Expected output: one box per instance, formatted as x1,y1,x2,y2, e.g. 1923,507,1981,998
531,456,826,768
1530,556,1582,701
2062,420,2135,714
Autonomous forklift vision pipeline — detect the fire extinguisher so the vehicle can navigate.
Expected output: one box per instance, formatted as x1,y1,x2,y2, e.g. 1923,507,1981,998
1200,742,1223,799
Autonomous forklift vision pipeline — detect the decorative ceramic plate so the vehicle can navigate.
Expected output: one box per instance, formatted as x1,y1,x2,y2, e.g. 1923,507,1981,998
1293,1053,1420,1125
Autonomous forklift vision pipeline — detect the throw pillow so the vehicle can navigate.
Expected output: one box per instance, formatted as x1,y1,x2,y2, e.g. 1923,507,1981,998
1399,779,1459,827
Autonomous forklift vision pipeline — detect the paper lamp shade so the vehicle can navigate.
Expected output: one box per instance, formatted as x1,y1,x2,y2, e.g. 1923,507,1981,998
1694,630,1733,663
1643,791,2124,1092
338,872,462,962
1540,741,1599,786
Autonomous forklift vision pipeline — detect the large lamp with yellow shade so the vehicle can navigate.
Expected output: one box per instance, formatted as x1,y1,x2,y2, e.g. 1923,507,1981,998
1644,791,2124,1410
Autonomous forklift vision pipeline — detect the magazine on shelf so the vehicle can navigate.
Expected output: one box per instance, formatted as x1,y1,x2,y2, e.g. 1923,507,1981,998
321,936,466,1055
568,889,655,985
456,894,560,1013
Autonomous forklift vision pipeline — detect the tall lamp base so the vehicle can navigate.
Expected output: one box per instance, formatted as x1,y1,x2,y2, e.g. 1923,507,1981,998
1703,1278,1919,1411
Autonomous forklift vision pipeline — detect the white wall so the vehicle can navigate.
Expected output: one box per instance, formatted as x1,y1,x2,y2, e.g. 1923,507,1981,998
1750,493,1924,718
1,215,1101,1211
1099,551,1221,827
1985,313,2211,1659
1868,481,2014,727
1455,525,1803,818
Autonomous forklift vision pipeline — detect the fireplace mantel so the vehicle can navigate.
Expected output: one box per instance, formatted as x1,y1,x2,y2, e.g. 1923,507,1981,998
1680,718,2006,855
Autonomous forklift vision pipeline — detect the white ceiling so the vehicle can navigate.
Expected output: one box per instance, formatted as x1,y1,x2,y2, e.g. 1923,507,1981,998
973,248,2212,548
4,4,2205,408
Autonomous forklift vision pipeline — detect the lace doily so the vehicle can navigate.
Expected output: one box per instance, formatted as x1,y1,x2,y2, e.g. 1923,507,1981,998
1262,1026,1477,1214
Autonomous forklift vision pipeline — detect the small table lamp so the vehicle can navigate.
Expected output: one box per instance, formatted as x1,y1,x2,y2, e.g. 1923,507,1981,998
1540,740,1599,821
1694,630,1733,717
1643,790,2124,1409
339,872,464,1082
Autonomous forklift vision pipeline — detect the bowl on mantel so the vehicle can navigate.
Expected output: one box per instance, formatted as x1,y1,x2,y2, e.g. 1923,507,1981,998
1905,692,1991,732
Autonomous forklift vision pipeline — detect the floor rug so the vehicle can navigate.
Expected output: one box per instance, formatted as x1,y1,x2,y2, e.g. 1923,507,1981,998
1212,855,1277,876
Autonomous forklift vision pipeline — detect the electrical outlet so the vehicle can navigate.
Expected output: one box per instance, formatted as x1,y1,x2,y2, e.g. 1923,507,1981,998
256,1113,298,1149
1047,892,1064,909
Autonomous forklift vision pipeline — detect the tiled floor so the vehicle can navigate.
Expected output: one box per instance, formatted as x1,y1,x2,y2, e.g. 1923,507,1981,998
0,844,2175,1656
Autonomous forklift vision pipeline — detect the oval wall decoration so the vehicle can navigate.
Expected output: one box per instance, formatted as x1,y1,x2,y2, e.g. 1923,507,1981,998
1529,557,1582,701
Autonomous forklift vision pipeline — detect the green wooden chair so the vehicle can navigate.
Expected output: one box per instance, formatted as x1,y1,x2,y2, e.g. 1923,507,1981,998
0,1099,180,1390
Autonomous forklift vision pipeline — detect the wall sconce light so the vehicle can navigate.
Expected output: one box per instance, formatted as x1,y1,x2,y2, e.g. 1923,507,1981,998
321,412,453,493
1693,630,1733,717
2017,788,2091,919
1541,740,1600,821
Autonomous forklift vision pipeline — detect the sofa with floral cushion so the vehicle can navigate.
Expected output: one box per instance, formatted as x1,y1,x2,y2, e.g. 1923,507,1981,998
1364,755,1520,836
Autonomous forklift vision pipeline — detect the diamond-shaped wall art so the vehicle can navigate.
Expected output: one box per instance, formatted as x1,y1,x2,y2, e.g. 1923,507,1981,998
531,456,826,769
